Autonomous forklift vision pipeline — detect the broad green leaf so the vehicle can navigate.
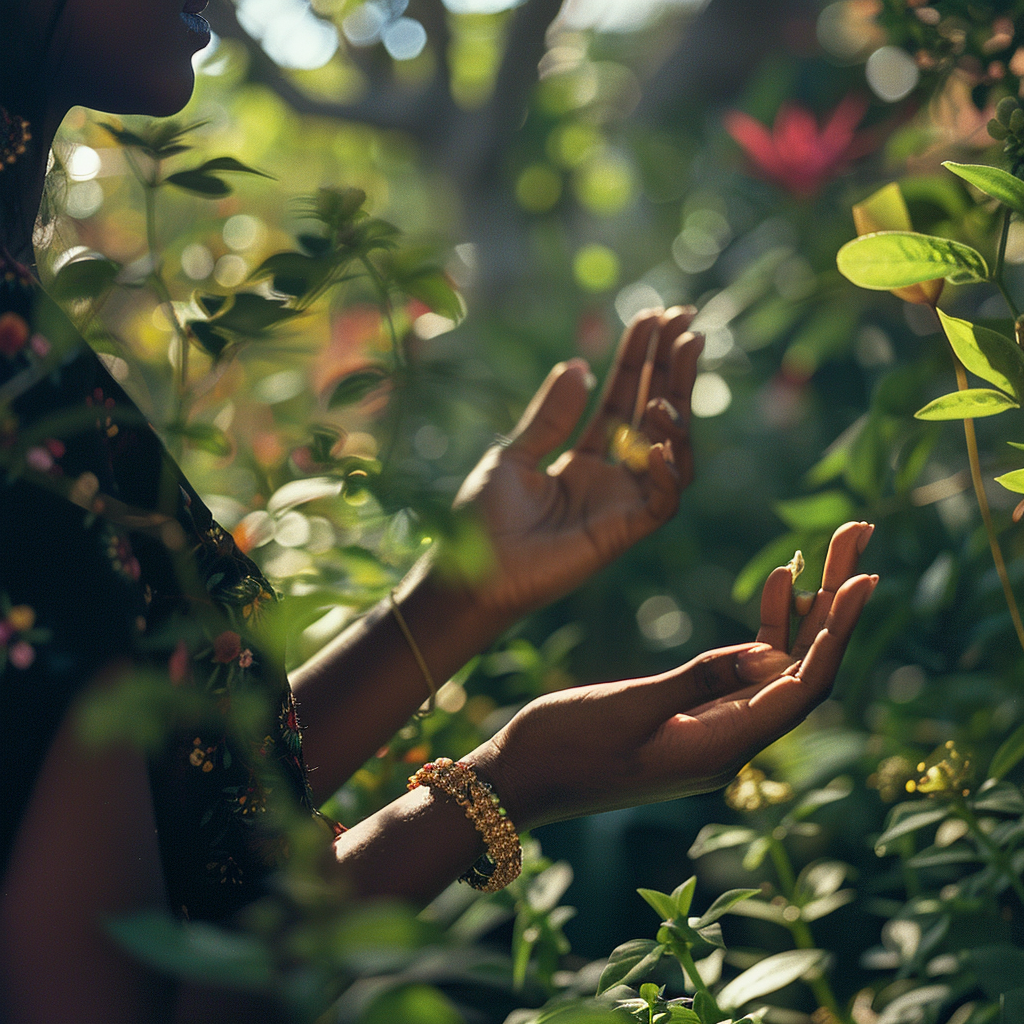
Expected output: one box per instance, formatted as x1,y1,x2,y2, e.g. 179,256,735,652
774,490,858,532
537,1002,629,1024
692,889,759,929
852,182,912,232
50,257,121,302
597,940,665,995
639,983,660,1006
989,721,1024,779
329,367,391,408
995,469,1024,494
943,161,1024,216
837,231,988,288
164,170,233,198
716,949,826,1011
937,310,1024,399
875,806,950,850
106,912,274,990
638,888,679,923
691,991,723,1024
915,388,1018,420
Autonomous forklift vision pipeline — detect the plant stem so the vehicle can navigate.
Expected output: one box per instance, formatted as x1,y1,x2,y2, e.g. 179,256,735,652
956,800,1024,907
676,946,713,1000
995,208,1020,318
768,836,848,1023
946,347,1024,655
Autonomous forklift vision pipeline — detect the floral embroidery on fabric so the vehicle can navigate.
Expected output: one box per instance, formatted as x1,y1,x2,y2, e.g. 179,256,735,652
3,259,329,925
0,597,50,672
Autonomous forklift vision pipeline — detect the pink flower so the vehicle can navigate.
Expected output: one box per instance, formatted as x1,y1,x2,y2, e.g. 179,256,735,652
0,312,29,357
8,641,35,669
30,334,50,358
725,94,872,197
238,648,254,669
212,630,242,664
25,446,54,472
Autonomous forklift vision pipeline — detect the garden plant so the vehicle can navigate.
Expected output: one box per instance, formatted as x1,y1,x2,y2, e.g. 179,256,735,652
17,0,1024,1021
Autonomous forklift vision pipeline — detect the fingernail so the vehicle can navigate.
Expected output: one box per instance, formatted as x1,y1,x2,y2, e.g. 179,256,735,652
857,523,875,554
583,369,597,391
793,590,815,616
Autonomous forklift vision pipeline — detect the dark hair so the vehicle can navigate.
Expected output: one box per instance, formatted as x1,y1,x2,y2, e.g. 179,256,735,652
1,0,71,258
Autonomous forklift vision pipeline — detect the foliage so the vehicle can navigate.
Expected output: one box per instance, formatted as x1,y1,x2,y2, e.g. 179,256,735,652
41,0,1024,1022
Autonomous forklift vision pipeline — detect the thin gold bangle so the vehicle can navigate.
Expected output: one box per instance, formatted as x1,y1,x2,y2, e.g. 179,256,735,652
389,589,437,716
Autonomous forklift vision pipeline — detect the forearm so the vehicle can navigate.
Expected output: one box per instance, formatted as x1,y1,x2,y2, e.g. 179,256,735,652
326,760,496,901
290,554,513,804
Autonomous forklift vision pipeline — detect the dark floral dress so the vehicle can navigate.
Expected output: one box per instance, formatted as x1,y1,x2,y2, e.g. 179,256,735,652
0,250,333,923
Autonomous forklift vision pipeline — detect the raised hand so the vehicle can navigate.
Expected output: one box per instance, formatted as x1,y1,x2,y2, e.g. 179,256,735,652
472,522,877,830
452,307,704,625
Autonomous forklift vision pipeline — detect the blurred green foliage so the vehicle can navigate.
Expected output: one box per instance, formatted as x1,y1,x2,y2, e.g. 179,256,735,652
46,0,1024,1020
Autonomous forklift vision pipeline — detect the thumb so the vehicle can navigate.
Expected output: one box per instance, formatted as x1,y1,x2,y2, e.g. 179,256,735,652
509,359,595,462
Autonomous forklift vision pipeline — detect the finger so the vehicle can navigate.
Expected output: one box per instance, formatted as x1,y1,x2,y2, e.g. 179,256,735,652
756,566,795,650
508,359,594,463
792,522,873,657
577,310,664,453
641,441,682,524
743,573,878,735
640,333,703,485
794,573,878,692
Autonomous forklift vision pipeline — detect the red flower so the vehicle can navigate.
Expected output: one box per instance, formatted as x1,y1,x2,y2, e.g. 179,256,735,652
0,312,29,357
212,630,242,664
725,94,872,197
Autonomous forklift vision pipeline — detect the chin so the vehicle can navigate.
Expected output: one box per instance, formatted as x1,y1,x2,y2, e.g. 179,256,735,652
91,72,196,119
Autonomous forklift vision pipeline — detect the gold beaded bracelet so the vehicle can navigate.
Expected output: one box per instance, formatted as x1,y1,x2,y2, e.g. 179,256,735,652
407,757,522,892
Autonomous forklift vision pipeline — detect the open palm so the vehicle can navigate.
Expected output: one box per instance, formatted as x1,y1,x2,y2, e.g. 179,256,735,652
454,308,703,623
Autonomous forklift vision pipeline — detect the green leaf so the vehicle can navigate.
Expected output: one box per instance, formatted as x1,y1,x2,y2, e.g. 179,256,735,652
968,945,1024,998
989,721,1024,780
906,846,981,869
692,889,759,929
188,320,230,358
774,490,858,532
716,949,826,1011
671,877,697,918
943,161,1024,216
106,912,274,991
937,310,1024,399
328,367,391,408
191,156,273,179
914,388,1018,419
164,422,232,457
691,991,723,1024
995,469,1024,494
208,293,297,334
687,824,757,859
597,940,665,995
971,781,1024,815
639,983,660,1006
638,889,680,923
164,170,233,198
731,533,803,604
249,251,327,298
50,256,121,302
875,806,950,851
837,231,989,288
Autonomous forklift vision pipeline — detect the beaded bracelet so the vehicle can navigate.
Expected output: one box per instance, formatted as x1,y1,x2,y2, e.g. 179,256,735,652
407,757,522,892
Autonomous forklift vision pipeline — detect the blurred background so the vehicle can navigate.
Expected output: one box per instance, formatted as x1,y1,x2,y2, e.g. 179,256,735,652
41,1,1024,1015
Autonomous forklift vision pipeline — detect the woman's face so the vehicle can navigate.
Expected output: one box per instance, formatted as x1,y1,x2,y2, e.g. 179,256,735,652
34,0,210,118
